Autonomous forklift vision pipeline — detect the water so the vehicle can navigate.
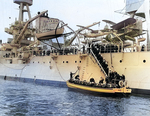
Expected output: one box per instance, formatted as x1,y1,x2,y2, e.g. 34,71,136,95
0,80,150,116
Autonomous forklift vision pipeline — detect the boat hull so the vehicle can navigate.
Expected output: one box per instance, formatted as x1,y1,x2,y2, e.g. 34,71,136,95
35,28,64,40
66,81,131,96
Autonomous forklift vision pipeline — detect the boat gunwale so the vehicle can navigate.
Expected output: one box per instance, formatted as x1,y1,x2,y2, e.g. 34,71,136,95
66,81,131,94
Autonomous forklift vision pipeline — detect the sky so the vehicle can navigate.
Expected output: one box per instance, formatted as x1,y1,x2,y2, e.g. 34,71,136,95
0,0,128,43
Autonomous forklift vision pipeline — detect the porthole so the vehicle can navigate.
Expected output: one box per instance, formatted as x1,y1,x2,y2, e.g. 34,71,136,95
143,60,146,63
66,61,68,63
120,60,122,63
63,61,64,63
49,61,51,63
75,61,77,63
80,61,81,63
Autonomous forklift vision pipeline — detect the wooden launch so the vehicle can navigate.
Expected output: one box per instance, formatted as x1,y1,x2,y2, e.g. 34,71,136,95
66,81,132,95
35,28,64,40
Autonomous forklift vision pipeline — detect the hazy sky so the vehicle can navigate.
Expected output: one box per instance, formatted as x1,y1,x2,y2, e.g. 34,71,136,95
0,0,128,43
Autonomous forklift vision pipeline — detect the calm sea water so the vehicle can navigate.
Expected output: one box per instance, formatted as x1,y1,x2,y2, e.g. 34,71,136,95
0,80,150,116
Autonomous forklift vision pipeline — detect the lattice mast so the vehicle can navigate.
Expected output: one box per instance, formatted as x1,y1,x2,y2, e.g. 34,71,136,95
14,0,33,22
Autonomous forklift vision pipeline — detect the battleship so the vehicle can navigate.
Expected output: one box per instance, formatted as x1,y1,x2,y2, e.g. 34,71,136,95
1,0,150,95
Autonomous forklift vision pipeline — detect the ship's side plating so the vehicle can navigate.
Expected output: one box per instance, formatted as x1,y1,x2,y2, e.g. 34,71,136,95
0,51,106,86
102,51,150,94
1,49,150,94
0,54,78,86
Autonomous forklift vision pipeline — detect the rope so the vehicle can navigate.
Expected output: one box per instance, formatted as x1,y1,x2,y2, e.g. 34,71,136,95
0,56,35,78
53,57,66,81
1,55,36,70
19,56,36,77
0,60,27,70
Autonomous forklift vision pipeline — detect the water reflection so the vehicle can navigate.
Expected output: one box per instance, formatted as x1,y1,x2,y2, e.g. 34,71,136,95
0,80,150,116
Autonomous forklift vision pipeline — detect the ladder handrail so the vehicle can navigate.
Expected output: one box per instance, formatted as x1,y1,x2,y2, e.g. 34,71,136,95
90,49,108,77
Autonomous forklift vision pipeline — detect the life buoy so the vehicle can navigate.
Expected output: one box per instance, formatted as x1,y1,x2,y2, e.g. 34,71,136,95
119,80,124,87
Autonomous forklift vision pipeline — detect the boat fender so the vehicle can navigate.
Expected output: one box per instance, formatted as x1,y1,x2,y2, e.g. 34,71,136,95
102,84,106,88
119,80,124,87
124,81,128,86
107,83,112,88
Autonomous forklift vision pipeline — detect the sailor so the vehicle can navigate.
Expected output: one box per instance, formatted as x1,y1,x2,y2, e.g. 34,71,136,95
4,76,6,80
90,78,95,83
101,45,105,53
122,74,125,81
75,75,80,80
6,53,8,58
40,51,42,56
90,78,95,86
75,48,77,54
111,45,114,53
114,45,118,52
43,51,45,56
83,45,85,54
70,72,73,79
99,77,104,84
141,44,145,51
88,43,91,53
105,76,110,84
105,68,109,75
119,46,122,52
33,51,36,55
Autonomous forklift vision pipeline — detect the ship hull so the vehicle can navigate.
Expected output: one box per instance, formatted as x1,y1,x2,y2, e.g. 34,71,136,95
1,52,150,95
0,54,79,87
